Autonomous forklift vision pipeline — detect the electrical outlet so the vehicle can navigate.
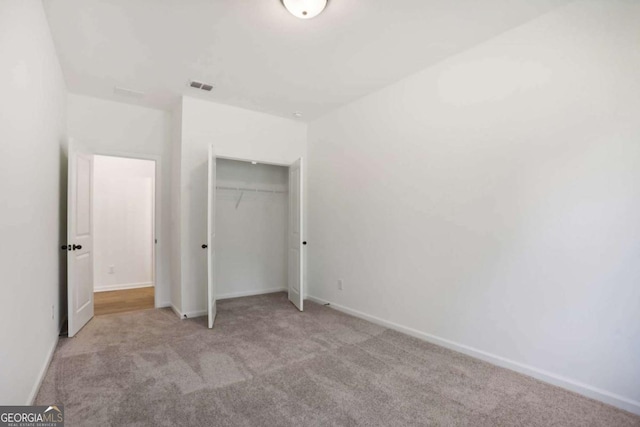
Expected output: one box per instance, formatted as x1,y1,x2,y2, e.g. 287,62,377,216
108,265,115,274
338,279,344,291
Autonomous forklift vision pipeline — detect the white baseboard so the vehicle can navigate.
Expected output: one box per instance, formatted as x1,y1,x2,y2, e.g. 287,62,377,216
94,282,153,293
217,287,287,300
170,305,206,319
28,334,58,405
174,289,287,320
182,309,207,319
169,304,182,319
168,304,204,319
306,295,640,416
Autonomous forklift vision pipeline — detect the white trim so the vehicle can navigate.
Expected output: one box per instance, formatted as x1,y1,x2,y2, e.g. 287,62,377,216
94,282,154,293
306,295,640,416
168,303,206,319
217,287,287,300
28,335,58,404
174,289,289,320
170,304,182,319
182,309,207,319
215,153,293,167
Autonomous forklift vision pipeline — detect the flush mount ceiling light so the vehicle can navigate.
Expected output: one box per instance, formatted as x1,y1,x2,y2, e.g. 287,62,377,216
282,0,327,19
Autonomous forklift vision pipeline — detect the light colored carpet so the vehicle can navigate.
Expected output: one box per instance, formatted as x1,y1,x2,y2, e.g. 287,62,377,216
36,292,639,426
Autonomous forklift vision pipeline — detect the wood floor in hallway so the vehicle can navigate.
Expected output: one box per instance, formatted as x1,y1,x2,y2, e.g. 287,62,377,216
94,286,154,316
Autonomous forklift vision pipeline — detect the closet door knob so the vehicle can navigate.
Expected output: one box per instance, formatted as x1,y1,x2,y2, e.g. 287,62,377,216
303,241,307,245
202,244,208,249
61,245,68,250
73,244,82,250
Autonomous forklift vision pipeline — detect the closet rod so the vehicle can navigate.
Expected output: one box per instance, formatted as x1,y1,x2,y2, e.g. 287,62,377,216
216,185,288,194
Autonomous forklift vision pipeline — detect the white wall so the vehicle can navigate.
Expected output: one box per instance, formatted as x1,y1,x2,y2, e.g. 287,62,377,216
307,0,640,415
179,96,307,316
93,156,155,291
216,159,288,298
0,0,67,404
67,94,172,306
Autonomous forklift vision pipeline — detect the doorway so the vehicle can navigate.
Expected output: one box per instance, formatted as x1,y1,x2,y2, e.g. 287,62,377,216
92,155,156,316
67,145,161,336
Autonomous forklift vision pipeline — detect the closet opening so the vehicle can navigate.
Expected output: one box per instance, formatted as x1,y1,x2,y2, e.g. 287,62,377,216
92,155,156,316
205,152,304,328
216,158,289,299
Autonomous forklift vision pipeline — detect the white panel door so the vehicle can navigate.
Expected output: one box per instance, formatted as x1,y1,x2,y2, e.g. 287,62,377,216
68,147,94,337
288,158,304,311
207,145,217,328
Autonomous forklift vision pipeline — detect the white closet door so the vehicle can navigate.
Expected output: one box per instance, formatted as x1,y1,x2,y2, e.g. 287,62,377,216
207,145,217,328
288,158,304,311
67,145,94,337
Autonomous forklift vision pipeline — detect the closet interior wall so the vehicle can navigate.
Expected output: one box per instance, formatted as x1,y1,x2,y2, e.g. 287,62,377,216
215,159,289,299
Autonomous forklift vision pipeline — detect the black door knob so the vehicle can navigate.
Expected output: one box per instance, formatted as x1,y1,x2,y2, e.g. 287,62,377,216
73,244,82,250
303,241,307,245
202,244,208,249
61,245,68,250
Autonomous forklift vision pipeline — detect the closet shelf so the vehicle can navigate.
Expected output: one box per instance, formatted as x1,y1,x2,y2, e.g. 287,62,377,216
216,185,288,194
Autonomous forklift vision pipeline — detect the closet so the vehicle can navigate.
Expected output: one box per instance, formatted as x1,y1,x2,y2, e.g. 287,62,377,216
216,158,288,296
205,151,304,328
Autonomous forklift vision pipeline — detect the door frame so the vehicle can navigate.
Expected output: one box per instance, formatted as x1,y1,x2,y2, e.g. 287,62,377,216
212,152,305,303
208,146,216,328
90,149,162,309
215,154,293,168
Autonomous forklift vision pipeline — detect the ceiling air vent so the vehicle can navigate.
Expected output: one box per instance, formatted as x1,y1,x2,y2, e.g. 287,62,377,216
189,80,214,92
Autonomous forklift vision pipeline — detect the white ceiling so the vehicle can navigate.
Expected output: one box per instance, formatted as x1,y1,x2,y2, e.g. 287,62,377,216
44,0,570,120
